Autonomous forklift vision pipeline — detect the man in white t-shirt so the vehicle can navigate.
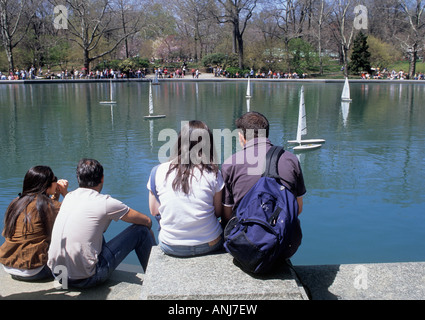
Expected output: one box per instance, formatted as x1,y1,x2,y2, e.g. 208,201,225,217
48,159,154,288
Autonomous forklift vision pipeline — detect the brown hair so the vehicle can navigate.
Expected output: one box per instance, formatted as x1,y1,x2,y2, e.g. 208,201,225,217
3,166,56,238
235,112,269,140
166,120,219,194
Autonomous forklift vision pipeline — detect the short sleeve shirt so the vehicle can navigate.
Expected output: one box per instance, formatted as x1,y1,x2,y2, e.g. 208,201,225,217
147,162,224,246
221,138,306,209
47,188,129,280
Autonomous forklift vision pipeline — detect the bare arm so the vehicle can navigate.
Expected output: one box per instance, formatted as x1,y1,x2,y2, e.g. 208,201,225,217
213,190,223,218
148,191,160,217
121,208,152,230
297,197,303,215
51,179,69,201
222,205,233,227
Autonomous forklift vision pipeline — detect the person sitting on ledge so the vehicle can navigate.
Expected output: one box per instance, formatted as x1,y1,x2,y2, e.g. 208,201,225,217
48,158,155,288
147,121,224,257
0,166,68,281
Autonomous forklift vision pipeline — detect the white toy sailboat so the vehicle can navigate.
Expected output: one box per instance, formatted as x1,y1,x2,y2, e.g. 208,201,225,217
341,77,352,102
100,80,117,104
288,86,325,150
144,82,166,119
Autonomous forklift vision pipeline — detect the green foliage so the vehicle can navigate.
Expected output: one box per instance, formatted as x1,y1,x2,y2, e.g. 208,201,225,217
367,36,402,69
202,53,239,69
202,53,226,67
254,38,320,74
48,40,71,68
119,57,150,73
94,57,149,72
225,67,250,77
288,38,319,74
349,31,371,73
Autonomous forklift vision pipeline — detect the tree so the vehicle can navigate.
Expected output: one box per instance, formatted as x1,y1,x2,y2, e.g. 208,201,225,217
170,0,213,61
367,35,403,69
329,0,358,77
212,0,258,68
0,0,35,71
349,31,370,73
288,37,319,74
262,0,314,73
50,0,141,73
396,0,425,78
310,0,333,75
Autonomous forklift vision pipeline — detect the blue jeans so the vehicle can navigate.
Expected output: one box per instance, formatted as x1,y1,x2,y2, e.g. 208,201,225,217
67,224,154,288
159,236,223,257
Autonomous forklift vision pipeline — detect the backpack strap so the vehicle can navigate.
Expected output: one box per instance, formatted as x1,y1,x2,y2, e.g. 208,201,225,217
149,164,161,203
262,145,285,180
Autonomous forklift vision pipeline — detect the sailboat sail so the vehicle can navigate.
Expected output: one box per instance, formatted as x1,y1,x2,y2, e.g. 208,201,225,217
149,82,154,115
342,78,352,101
288,86,325,150
296,86,307,143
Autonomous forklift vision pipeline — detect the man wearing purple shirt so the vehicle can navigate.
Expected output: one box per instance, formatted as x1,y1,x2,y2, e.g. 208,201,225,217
221,112,306,226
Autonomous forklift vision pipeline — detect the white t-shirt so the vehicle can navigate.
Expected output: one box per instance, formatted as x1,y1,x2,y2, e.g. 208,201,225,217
47,188,129,280
147,162,224,246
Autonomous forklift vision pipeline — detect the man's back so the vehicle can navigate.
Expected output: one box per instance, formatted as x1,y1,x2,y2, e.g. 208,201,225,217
48,188,129,280
222,137,306,211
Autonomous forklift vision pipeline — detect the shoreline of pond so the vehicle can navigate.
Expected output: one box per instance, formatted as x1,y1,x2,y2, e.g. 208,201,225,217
2,75,425,85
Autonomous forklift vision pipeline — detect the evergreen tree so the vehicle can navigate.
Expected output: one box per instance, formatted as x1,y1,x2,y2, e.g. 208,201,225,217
349,31,371,74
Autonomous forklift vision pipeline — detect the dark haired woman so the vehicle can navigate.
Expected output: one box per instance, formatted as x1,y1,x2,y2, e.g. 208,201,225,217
147,120,224,257
0,166,68,281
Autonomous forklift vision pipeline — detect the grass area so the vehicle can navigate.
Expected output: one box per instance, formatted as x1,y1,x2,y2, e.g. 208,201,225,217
310,59,425,79
386,60,425,73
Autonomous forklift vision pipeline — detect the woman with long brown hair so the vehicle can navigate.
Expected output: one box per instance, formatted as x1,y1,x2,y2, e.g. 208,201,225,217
0,166,68,281
148,120,224,257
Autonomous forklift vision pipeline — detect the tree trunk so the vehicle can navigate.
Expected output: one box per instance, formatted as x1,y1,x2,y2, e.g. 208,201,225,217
84,49,90,74
5,43,14,72
408,44,417,79
318,29,323,75
342,45,349,77
0,8,14,72
236,28,244,69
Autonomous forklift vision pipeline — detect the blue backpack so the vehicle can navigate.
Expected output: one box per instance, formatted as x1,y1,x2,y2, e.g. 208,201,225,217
223,146,302,274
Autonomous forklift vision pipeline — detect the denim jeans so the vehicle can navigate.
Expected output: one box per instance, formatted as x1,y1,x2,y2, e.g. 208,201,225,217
67,224,154,288
159,236,224,257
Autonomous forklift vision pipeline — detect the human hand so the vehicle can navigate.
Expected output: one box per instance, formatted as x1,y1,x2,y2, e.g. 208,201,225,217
56,179,69,197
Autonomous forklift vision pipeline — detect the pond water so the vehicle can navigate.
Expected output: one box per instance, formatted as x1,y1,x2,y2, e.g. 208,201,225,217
1,80,424,266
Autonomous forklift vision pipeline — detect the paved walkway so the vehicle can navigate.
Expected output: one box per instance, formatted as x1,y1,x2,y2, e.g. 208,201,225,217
0,264,143,300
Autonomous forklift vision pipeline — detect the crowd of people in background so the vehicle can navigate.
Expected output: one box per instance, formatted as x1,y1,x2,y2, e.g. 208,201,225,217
365,68,425,80
211,66,308,79
2,64,425,81
153,62,200,79
0,67,149,80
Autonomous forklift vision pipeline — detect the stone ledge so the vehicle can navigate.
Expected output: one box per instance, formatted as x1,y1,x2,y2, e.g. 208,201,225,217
0,263,144,300
294,262,425,300
140,246,309,300
2,249,425,300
